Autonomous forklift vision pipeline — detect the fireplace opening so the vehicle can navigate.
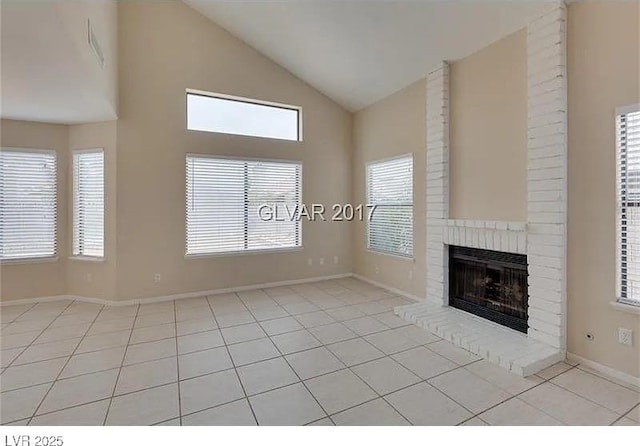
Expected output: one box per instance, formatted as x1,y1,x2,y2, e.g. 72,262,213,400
449,246,528,333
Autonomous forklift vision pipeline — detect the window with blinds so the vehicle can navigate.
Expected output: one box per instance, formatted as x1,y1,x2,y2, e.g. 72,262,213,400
366,155,413,257
73,150,104,258
617,106,640,305
0,149,57,260
186,155,302,256
186,90,301,142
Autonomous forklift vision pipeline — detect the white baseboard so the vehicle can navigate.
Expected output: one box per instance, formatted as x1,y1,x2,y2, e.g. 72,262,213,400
352,273,422,302
0,273,353,307
567,352,640,390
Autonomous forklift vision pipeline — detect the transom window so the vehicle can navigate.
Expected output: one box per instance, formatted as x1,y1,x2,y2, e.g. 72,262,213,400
186,89,301,141
617,105,640,305
186,155,302,256
0,148,57,260
366,155,414,258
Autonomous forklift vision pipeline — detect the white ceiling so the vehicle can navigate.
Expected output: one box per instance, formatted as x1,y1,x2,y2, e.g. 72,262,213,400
185,0,550,111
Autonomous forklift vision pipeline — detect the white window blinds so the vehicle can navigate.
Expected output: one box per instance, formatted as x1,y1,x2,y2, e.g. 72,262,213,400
186,155,302,255
617,107,640,304
366,155,413,257
0,149,57,260
73,150,104,257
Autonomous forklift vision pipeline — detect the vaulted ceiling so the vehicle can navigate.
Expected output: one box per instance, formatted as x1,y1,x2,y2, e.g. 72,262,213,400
184,1,550,111
0,1,550,124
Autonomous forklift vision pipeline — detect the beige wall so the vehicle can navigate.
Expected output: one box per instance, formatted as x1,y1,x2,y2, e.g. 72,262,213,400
66,121,118,300
567,1,640,378
0,119,69,300
114,1,352,300
352,80,427,299
449,29,528,221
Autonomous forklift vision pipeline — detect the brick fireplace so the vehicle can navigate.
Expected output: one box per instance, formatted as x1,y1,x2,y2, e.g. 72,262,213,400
395,2,567,376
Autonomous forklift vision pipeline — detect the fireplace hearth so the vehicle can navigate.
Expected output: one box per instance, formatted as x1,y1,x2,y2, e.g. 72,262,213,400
449,246,528,333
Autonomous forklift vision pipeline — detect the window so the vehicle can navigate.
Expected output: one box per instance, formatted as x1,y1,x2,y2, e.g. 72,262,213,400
0,149,57,260
186,155,302,256
186,90,301,141
73,150,104,258
366,155,413,257
617,105,640,305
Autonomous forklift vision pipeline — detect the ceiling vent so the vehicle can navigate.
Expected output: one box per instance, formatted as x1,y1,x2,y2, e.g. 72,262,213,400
88,19,105,69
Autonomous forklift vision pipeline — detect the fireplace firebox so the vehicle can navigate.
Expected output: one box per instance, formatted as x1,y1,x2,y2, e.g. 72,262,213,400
448,246,528,333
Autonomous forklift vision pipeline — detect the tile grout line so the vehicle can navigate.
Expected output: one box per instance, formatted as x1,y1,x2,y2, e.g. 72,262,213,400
1,322,430,398
1,281,428,424
101,303,141,426
2,301,481,406
3,301,79,369
172,299,183,426
202,291,259,426
541,365,639,420
574,363,640,394
234,289,334,425
6,279,625,426
17,347,578,424
253,299,431,424
0,302,39,329
455,362,582,426
25,300,105,425
610,402,639,426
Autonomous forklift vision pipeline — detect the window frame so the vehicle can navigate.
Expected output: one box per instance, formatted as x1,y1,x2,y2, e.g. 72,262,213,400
365,153,414,260
0,147,58,263
616,104,640,307
71,148,105,260
185,153,303,258
185,88,303,142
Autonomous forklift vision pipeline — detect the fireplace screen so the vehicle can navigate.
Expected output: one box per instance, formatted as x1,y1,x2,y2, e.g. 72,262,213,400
449,246,528,333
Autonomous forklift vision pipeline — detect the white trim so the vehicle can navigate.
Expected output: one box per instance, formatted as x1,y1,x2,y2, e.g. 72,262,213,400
364,249,415,262
365,152,414,168
0,273,353,307
185,88,302,114
567,352,640,390
352,273,421,302
185,88,303,142
616,103,640,116
0,256,59,265
185,246,303,259
609,300,640,315
1,147,57,155
68,256,105,262
72,147,104,155
185,153,303,166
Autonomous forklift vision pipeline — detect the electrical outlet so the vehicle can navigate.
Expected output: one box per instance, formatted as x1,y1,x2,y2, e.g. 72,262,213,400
319,257,325,265
408,270,413,280
86,273,93,283
154,273,161,283
375,266,380,275
307,258,313,266
333,256,339,265
618,328,633,346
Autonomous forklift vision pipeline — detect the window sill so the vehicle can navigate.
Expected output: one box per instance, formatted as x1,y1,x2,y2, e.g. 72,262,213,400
366,249,415,262
0,256,59,265
610,300,640,315
68,256,105,262
185,246,303,259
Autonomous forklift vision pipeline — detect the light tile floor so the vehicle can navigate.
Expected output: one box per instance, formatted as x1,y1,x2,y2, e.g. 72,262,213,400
1,278,638,426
